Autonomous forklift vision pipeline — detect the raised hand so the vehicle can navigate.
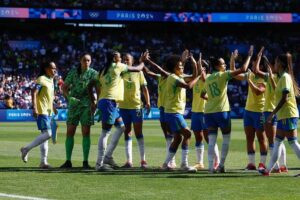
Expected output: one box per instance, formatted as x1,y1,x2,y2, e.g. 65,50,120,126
189,53,197,66
197,52,202,68
140,50,149,62
181,49,189,63
248,45,254,57
257,46,264,58
267,65,273,76
231,49,238,60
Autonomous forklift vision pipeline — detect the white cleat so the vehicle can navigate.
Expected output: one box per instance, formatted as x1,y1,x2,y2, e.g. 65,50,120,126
95,163,113,172
20,147,28,163
180,164,197,173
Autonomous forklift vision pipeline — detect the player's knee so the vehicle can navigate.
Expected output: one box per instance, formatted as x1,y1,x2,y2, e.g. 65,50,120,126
42,129,52,138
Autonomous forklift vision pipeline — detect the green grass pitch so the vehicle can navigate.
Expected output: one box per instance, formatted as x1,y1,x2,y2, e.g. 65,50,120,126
0,120,300,200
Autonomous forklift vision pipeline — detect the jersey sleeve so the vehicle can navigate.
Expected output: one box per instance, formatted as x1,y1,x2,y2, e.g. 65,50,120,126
117,63,128,74
64,69,75,85
140,72,147,86
281,75,291,93
35,76,44,91
222,71,232,81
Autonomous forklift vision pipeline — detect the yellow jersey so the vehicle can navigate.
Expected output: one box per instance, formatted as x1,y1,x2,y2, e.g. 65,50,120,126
99,62,128,101
192,78,206,113
36,75,54,116
264,73,279,112
275,72,299,120
157,75,167,108
245,72,266,112
119,71,147,109
204,71,231,113
165,74,186,114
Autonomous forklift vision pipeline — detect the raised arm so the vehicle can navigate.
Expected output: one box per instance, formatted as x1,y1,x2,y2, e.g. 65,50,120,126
231,45,253,78
230,49,238,71
181,49,189,65
253,47,268,79
143,66,160,79
127,51,149,72
196,53,207,82
267,65,276,90
145,58,170,77
184,54,198,83
177,76,200,89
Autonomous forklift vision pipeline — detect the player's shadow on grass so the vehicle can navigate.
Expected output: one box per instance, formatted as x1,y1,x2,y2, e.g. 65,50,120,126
1,167,299,178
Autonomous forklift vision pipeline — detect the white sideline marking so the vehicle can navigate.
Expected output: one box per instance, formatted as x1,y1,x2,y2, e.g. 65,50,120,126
0,192,51,200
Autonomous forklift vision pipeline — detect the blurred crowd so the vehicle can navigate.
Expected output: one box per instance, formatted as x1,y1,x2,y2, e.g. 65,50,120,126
1,0,300,12
0,28,299,109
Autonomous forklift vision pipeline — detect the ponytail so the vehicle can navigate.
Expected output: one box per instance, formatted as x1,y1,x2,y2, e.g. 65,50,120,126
277,53,300,97
286,53,300,97
100,51,119,76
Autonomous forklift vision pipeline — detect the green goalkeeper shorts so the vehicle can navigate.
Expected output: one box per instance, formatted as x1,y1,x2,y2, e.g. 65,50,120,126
67,105,94,126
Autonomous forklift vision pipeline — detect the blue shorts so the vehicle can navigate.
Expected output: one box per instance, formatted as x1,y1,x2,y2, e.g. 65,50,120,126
159,107,166,123
165,113,188,133
191,112,207,131
263,112,277,126
37,114,51,131
204,112,231,129
243,110,264,130
277,118,298,131
120,108,143,125
98,99,121,125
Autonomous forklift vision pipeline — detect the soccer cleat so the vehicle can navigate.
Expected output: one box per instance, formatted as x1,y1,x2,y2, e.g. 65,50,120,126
60,160,72,168
213,161,219,170
161,163,174,171
103,156,119,169
258,163,266,171
121,162,133,168
294,173,300,177
271,168,281,173
140,160,148,169
209,168,217,174
280,166,288,173
20,147,28,163
82,161,92,169
245,163,256,170
95,163,113,172
194,163,205,170
168,160,177,169
180,164,197,173
39,163,52,169
217,165,226,173
258,168,270,176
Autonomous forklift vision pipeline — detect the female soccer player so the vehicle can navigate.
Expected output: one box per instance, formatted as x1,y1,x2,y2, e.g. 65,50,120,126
92,51,148,171
191,53,220,170
254,51,287,172
161,53,199,172
119,53,150,168
142,57,176,169
60,53,98,169
203,46,253,173
260,53,300,176
231,47,268,171
20,61,57,168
